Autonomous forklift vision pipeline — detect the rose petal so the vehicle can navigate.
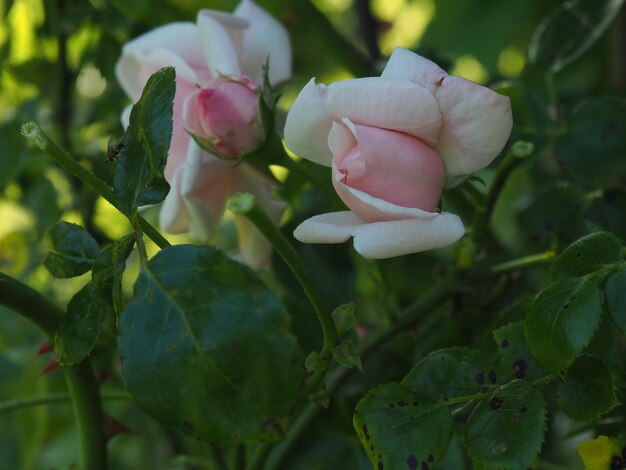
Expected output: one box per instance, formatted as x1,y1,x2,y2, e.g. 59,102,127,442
116,23,204,97
433,76,513,176
293,211,363,244
159,166,189,234
236,164,285,224
197,9,248,77
331,119,445,213
234,215,273,269
332,162,436,222
235,0,291,84
381,48,447,94
351,212,465,258
284,77,441,166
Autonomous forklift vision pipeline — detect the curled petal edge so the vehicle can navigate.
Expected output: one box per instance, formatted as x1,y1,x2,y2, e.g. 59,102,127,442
293,211,465,259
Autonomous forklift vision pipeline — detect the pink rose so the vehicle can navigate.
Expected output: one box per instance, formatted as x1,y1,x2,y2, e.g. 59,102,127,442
183,75,263,158
284,48,513,259
115,0,290,268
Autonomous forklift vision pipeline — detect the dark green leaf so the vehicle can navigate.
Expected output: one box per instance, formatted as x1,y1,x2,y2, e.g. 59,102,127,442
493,322,547,382
557,355,618,421
92,235,135,316
54,281,111,365
525,278,602,377
304,351,328,374
465,380,546,468
332,302,355,338
353,382,453,470
585,189,626,239
119,245,301,446
331,340,362,371
529,0,625,72
556,97,626,186
114,67,174,215
402,348,493,402
44,222,100,278
605,268,626,336
551,231,622,280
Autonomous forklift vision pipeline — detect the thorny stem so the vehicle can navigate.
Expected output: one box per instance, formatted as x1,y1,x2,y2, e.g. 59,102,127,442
21,121,170,250
0,271,108,470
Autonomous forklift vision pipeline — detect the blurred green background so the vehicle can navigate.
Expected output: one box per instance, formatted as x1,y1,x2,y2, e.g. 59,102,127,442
1,0,624,468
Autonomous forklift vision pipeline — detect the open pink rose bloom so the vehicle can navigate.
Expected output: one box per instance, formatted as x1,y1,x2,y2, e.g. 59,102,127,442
284,48,513,259
115,0,289,268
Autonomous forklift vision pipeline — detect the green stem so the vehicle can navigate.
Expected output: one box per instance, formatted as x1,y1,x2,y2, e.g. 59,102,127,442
0,271,108,470
0,391,131,414
472,149,526,246
233,443,246,470
489,250,556,274
21,121,170,250
227,194,339,354
132,211,148,265
246,443,273,470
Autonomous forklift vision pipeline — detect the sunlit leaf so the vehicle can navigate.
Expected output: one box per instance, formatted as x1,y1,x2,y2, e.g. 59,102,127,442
577,435,626,470
44,221,100,278
119,245,302,446
465,380,546,468
525,278,602,377
353,382,453,470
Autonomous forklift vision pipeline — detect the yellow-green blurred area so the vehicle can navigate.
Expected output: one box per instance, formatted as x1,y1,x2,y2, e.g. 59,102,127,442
0,0,623,468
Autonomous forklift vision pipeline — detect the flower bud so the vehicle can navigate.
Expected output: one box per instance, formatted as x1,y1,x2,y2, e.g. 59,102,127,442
183,75,263,158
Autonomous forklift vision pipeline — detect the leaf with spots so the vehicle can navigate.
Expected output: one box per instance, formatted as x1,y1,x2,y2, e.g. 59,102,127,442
44,221,100,278
119,245,302,446
493,322,547,382
551,231,623,280
576,435,626,470
402,348,494,405
353,382,453,470
605,267,626,336
465,380,546,468
557,355,618,421
54,281,111,365
529,0,625,73
114,67,173,215
525,278,602,378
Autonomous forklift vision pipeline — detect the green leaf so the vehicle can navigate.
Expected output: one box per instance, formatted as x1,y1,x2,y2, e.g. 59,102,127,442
492,322,547,382
353,382,453,470
557,355,618,421
331,340,362,371
605,268,626,336
465,380,546,468
402,348,493,402
576,435,626,470
586,189,626,240
304,351,328,374
119,245,301,446
556,97,626,186
114,67,174,215
551,231,623,280
44,221,100,278
529,0,625,73
332,302,355,338
92,235,135,316
54,281,111,365
525,278,602,377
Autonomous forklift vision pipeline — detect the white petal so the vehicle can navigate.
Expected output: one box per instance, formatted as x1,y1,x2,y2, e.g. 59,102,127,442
236,164,285,224
284,77,441,166
196,9,247,77
234,214,273,269
433,76,512,176
352,212,465,258
327,119,357,159
159,166,190,233
235,0,292,84
381,48,447,94
293,211,363,244
116,23,203,98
